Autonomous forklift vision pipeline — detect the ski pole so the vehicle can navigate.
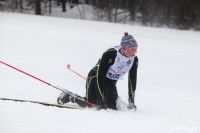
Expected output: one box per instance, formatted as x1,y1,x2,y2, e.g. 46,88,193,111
67,64,87,80
0,60,97,108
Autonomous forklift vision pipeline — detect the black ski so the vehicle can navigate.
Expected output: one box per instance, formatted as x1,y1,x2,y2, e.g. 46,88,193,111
0,97,82,110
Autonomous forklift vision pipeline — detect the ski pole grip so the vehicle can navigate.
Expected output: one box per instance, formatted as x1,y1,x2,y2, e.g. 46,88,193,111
66,64,87,80
67,64,71,69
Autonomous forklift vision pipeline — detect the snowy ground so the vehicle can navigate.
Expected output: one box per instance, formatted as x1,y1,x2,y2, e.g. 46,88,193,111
0,13,200,133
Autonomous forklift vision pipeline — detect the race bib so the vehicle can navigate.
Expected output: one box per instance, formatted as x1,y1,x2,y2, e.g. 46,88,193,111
106,52,134,80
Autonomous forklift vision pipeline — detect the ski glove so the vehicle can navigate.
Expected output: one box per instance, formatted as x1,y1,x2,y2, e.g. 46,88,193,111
128,99,137,110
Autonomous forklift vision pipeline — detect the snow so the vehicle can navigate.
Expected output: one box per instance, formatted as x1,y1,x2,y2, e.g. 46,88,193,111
0,12,200,133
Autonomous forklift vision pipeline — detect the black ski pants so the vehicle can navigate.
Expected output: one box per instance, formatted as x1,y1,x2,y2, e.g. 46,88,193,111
86,69,118,110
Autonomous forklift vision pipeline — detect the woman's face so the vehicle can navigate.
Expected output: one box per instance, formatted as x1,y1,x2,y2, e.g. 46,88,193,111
122,47,138,58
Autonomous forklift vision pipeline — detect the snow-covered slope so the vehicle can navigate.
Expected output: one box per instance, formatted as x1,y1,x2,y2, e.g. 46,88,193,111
0,13,200,133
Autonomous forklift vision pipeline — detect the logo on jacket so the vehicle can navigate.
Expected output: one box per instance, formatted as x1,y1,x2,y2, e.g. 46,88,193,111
108,59,113,64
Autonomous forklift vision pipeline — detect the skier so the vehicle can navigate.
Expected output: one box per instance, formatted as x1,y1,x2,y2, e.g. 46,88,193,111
57,32,138,110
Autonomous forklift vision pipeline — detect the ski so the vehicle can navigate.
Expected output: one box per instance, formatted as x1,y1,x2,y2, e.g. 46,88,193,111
0,97,83,110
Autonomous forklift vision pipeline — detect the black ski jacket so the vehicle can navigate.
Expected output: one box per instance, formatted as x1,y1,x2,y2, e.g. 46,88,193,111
88,48,138,102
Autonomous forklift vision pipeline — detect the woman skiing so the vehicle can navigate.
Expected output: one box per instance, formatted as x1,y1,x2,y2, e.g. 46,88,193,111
58,32,138,110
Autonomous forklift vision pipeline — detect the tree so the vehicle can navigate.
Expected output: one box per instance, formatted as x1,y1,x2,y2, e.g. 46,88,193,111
35,0,41,15
61,0,66,12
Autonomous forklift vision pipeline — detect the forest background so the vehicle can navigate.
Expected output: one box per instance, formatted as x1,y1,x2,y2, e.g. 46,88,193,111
0,0,200,30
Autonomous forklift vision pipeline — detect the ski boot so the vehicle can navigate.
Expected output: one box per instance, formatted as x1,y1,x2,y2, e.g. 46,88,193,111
57,92,96,108
57,92,75,104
